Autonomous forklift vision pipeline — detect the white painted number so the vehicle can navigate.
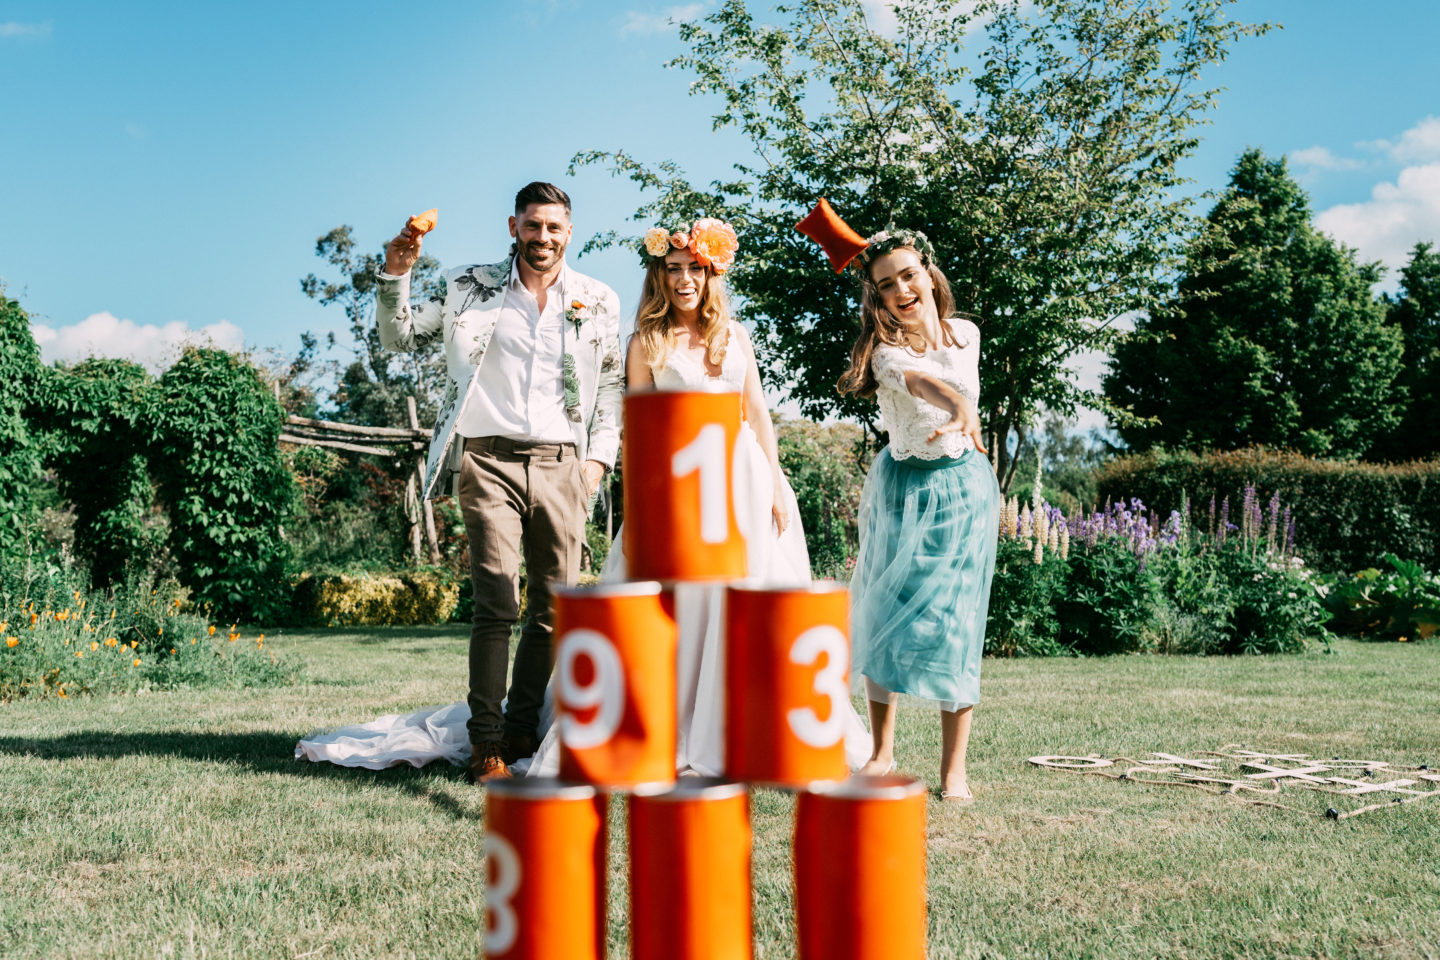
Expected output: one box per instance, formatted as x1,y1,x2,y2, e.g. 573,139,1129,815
786,625,849,749
557,629,624,750
483,832,521,955
671,423,728,543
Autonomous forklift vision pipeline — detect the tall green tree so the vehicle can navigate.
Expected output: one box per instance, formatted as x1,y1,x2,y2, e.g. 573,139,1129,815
300,225,444,426
574,0,1267,489
1375,242,1440,461
1106,149,1404,458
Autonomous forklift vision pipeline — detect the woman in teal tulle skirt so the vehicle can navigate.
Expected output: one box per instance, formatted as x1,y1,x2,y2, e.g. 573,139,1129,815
798,203,999,801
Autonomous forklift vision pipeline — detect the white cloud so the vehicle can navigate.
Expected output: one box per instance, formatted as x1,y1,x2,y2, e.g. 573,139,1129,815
0,20,51,38
1290,145,1364,173
861,0,1031,37
30,312,245,372
619,3,706,36
1361,115,1440,165
1314,162,1440,282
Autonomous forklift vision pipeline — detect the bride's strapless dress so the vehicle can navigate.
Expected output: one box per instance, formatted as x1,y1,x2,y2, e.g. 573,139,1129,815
295,325,871,774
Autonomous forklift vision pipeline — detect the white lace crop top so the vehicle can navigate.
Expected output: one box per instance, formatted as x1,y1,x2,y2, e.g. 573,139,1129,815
872,318,981,460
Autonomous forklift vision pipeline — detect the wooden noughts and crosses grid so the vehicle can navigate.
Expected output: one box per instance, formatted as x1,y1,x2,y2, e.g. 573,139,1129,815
1029,746,1440,821
482,391,928,960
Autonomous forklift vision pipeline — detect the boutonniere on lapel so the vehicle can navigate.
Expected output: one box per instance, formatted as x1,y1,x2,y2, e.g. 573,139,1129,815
564,299,601,338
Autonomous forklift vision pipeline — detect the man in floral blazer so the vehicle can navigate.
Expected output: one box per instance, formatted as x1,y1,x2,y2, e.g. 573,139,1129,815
376,181,623,781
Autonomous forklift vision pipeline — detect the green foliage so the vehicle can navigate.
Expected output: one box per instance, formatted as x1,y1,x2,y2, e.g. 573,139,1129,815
0,295,44,560
0,556,293,701
775,419,867,577
1106,150,1404,458
146,348,297,622
1096,447,1440,573
1376,241,1440,461
985,538,1072,657
1320,554,1440,642
33,358,161,587
300,225,446,426
290,569,460,627
1055,539,1163,655
574,0,1267,490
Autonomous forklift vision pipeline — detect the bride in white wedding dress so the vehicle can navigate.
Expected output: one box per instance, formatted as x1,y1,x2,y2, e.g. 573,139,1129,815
295,219,870,775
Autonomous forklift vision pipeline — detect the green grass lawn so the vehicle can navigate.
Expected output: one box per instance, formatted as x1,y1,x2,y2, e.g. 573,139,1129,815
2,629,1438,959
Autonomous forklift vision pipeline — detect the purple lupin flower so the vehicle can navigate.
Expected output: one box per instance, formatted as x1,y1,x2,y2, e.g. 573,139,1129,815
1218,497,1230,547
1208,496,1216,541
1241,483,1257,544
1266,491,1281,555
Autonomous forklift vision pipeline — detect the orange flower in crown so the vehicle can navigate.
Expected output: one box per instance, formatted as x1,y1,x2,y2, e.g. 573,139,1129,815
639,218,740,274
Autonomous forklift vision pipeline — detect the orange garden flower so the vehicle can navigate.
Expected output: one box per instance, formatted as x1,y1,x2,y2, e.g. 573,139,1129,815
170,648,176,654
689,218,739,273
132,658,141,667
57,687,67,699
6,638,18,648
90,641,99,651
74,651,83,658
105,638,118,647
208,625,216,636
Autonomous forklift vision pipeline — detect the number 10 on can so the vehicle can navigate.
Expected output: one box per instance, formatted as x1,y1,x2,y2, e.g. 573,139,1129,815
623,390,747,581
553,582,678,790
724,583,853,786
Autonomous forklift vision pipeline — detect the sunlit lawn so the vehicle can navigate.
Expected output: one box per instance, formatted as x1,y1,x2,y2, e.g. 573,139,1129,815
2,629,1437,959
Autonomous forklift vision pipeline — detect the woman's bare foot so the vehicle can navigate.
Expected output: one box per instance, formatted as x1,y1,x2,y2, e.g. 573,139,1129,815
859,756,896,776
940,777,973,802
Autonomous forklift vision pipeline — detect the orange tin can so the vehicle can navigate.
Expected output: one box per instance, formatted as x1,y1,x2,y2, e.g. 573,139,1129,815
554,582,678,790
629,779,753,960
725,583,852,786
623,390,747,581
483,779,607,960
794,777,927,960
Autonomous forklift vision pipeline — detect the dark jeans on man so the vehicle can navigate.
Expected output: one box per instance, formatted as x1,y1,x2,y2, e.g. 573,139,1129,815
457,436,585,746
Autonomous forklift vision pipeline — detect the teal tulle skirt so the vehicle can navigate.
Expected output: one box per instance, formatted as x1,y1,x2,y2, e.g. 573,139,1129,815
850,447,1000,707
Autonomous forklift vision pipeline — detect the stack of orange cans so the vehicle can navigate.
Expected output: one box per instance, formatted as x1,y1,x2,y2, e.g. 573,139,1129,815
484,390,931,959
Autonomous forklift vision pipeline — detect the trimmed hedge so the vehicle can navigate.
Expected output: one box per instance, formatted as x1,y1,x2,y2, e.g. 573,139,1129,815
1096,448,1440,573
291,570,461,627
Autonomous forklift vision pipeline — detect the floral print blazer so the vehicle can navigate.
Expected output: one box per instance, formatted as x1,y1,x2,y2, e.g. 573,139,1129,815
375,255,624,500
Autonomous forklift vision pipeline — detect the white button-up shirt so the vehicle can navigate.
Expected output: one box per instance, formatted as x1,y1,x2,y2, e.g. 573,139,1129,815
455,258,573,443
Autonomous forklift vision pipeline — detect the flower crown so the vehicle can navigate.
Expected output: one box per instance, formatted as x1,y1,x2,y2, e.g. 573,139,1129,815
640,218,740,274
854,225,936,271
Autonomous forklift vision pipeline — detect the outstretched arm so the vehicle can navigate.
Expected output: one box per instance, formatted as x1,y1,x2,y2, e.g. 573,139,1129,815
902,370,988,454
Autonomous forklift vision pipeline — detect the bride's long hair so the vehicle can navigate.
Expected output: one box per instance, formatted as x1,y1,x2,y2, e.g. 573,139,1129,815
837,243,958,399
633,258,731,370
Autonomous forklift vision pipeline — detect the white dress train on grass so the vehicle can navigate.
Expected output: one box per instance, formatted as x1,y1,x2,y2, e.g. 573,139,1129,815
295,322,871,773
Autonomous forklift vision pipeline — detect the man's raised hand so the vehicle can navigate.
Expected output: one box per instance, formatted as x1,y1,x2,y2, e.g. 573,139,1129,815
384,222,424,277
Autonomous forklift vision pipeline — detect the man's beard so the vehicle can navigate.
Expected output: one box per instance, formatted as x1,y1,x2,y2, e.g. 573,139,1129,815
517,237,565,271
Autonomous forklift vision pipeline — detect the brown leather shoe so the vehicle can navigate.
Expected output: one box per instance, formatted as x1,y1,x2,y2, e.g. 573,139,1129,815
500,733,538,766
466,741,511,783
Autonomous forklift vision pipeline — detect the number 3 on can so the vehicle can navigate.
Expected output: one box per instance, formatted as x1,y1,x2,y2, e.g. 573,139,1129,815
557,629,625,750
786,625,849,749
483,833,521,955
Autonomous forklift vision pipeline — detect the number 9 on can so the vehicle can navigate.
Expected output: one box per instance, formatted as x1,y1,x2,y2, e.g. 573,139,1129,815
553,582,678,790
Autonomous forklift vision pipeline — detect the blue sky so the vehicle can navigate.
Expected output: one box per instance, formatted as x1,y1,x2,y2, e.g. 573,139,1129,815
3,0,1439,399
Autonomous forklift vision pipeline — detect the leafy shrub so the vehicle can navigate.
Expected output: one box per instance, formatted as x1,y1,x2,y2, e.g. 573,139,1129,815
0,295,44,561
986,486,1331,655
0,557,294,701
33,358,161,587
146,348,297,622
1097,447,1440,573
291,569,461,626
776,420,867,577
985,539,1073,656
1320,554,1440,642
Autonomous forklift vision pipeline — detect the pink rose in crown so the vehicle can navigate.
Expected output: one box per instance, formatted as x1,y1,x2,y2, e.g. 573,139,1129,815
669,231,689,249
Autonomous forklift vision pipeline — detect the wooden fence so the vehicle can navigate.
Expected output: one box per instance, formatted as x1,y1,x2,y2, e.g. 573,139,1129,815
278,394,441,563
